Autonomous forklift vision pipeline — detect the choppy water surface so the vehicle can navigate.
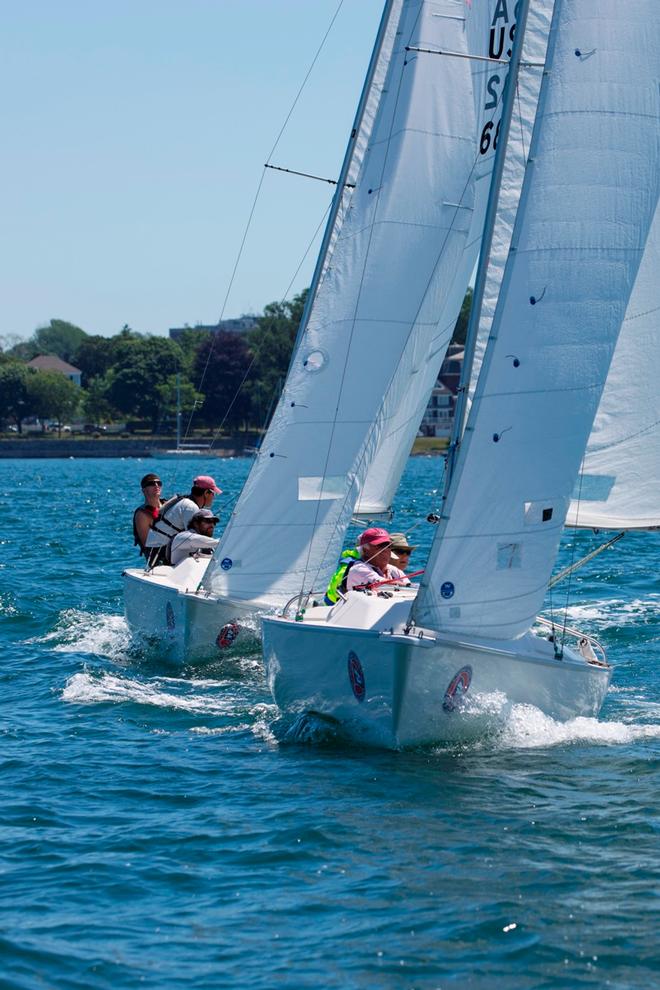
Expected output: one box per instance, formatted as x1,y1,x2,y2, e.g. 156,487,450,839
1,457,658,989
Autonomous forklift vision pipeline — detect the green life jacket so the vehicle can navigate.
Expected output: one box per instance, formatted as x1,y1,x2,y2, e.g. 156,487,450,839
324,548,360,605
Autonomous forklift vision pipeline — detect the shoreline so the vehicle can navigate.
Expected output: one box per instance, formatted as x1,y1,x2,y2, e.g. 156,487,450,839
0,437,449,459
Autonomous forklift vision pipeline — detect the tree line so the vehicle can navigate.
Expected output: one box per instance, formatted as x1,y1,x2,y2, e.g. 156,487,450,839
0,287,471,436
0,293,308,435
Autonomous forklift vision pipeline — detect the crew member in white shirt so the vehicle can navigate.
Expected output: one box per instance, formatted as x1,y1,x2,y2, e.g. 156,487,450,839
170,509,220,567
346,528,410,591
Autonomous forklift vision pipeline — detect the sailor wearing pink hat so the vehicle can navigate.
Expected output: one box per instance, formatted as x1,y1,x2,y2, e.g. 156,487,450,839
345,527,410,592
143,473,223,562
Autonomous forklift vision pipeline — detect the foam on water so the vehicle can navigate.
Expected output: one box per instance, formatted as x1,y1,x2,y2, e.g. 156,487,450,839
26,609,132,661
61,669,266,717
559,594,660,628
495,703,660,751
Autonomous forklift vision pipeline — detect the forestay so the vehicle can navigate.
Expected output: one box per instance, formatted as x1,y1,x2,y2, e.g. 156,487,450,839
204,0,492,605
414,0,660,639
566,203,660,531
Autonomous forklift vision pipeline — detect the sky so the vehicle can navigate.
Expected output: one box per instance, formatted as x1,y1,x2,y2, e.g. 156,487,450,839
1,0,383,341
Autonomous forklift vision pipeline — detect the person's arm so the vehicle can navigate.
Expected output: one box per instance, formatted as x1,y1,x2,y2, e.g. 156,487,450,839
388,565,410,585
346,562,377,590
171,532,219,566
134,508,153,549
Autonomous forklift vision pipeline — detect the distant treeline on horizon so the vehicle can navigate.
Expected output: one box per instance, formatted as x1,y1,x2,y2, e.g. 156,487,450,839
0,286,470,435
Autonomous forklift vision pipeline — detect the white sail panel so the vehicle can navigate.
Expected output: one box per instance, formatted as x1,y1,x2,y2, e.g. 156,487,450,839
414,0,660,638
567,203,660,530
468,0,554,396
203,0,490,604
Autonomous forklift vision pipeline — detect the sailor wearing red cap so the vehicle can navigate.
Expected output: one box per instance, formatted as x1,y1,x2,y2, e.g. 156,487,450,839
345,528,410,592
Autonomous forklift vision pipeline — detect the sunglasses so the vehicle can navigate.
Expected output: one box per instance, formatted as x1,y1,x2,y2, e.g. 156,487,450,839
395,549,411,555
144,480,162,488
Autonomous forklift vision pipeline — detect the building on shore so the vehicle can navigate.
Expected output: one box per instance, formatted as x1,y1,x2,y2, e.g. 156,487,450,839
27,354,82,386
168,315,258,342
418,344,464,438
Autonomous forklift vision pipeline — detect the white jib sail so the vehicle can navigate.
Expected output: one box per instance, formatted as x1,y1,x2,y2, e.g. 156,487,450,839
566,202,660,530
414,0,660,639
203,0,493,605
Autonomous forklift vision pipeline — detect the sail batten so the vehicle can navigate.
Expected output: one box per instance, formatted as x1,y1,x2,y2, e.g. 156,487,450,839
414,0,660,639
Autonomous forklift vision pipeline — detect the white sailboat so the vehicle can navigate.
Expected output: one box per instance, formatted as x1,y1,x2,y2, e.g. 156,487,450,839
123,0,506,660
263,0,660,748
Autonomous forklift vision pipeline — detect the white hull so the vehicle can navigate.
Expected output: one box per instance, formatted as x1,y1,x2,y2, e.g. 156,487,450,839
263,591,612,749
123,559,267,663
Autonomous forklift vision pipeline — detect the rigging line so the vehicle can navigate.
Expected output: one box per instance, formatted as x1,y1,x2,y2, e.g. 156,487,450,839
204,202,333,449
264,0,346,166
406,45,544,68
548,531,625,590
514,76,528,164
181,0,346,445
264,163,355,188
560,458,586,653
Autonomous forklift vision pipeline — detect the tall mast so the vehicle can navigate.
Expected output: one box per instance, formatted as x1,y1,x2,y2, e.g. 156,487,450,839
443,0,532,494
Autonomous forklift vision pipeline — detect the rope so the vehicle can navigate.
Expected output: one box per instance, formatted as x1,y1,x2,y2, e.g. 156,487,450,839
181,0,347,445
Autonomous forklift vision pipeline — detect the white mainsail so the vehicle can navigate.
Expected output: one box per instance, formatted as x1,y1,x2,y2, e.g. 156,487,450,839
468,0,554,396
355,0,504,517
414,0,660,639
204,0,497,604
566,203,660,531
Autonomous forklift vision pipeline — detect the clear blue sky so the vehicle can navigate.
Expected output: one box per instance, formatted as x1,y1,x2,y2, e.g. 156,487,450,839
1,0,383,341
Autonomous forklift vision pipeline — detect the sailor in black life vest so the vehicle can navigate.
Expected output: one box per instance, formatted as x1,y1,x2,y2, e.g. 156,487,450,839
141,473,223,565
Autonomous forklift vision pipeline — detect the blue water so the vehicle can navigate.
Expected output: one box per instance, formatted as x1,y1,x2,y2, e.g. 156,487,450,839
1,457,658,989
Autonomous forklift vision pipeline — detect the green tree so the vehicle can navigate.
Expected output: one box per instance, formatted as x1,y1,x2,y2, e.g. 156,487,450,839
0,362,33,431
34,319,87,363
451,286,473,347
74,335,115,387
26,371,80,433
174,327,213,376
155,375,204,428
105,336,184,430
247,290,307,427
193,331,252,433
5,337,39,362
82,376,115,425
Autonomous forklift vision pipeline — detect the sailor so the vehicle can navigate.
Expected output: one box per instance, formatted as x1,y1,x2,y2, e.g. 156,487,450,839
145,474,222,562
170,509,220,567
345,527,409,592
324,546,360,605
133,474,168,566
388,532,417,572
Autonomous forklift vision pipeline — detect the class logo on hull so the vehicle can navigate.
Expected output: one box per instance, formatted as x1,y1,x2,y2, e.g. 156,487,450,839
443,665,472,713
217,622,241,649
347,650,366,703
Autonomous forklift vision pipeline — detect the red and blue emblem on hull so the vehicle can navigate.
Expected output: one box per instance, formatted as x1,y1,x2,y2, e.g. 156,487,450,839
347,650,366,702
216,622,241,649
443,665,472,713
